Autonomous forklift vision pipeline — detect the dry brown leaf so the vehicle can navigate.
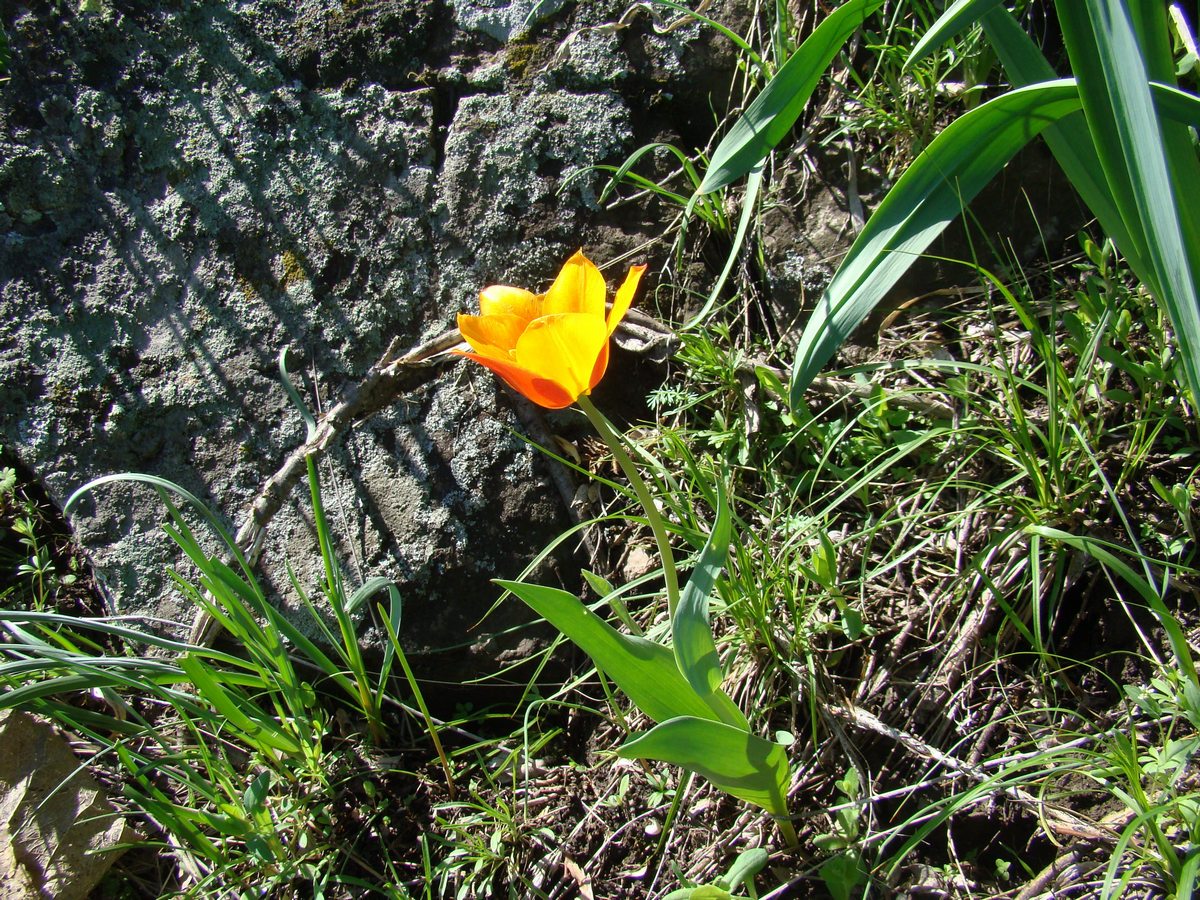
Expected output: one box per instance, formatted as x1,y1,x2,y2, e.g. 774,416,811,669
0,709,139,899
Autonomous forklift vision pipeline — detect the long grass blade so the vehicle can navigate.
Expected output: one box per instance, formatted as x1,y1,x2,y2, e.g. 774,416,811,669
789,81,1084,403
1025,525,1197,685
698,0,885,193
672,480,731,695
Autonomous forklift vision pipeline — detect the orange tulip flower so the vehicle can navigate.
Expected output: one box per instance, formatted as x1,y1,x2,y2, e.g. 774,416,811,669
455,250,647,409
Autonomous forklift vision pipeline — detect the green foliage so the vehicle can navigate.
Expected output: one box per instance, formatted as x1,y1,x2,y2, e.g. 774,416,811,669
0,454,79,612
663,847,770,899
698,0,887,193
815,769,869,899
0,352,454,890
787,1,1200,407
500,461,793,823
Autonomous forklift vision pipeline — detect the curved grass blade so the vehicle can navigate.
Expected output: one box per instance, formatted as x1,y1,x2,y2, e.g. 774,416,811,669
905,0,1003,68
910,4,1147,275
672,481,731,696
698,0,885,193
789,80,1084,405
1025,525,1197,685
618,715,790,816
64,473,257,587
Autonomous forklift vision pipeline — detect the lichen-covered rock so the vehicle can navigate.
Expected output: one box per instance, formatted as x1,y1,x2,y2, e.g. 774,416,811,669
450,0,569,42
0,0,738,674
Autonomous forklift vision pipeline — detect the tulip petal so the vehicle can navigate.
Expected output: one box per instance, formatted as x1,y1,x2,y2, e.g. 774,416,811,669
457,312,526,360
589,338,610,392
515,312,608,400
542,250,606,318
479,285,540,323
607,264,646,336
452,351,576,409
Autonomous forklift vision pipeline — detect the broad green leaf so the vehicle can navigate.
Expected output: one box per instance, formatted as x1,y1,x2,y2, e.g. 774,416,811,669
618,715,791,816
498,580,745,726
673,481,731,696
919,4,1143,268
912,3,1200,402
979,6,1145,273
721,847,770,892
698,0,885,193
789,81,1083,404
1059,0,1200,403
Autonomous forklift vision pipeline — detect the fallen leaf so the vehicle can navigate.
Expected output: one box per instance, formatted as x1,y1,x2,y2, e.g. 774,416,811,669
0,709,139,899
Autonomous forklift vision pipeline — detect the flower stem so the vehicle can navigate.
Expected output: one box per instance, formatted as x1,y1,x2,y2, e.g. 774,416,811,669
577,394,680,617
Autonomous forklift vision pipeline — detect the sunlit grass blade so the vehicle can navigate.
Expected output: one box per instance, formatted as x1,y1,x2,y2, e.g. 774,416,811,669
698,0,885,193
179,654,304,757
617,715,790,816
672,480,731,696
789,81,1083,404
1025,525,1197,685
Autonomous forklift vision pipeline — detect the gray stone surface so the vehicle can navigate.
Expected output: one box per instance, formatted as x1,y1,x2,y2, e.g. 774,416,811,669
0,0,737,672
450,0,568,42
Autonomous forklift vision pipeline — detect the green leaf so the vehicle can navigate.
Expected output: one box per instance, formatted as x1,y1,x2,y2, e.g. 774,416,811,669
721,847,770,892
698,0,885,193
618,715,791,816
979,7,1142,268
673,481,731,696
820,850,867,900
242,771,272,814
1152,81,1200,125
0,465,15,497
1059,0,1200,404
789,80,1084,405
499,580,745,726
905,0,1004,68
663,890,731,900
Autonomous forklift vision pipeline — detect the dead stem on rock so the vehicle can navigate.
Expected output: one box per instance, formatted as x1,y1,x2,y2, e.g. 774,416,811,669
188,329,463,645
189,317,677,646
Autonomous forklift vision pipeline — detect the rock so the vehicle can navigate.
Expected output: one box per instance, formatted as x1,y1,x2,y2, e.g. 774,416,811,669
0,0,738,675
450,0,569,43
